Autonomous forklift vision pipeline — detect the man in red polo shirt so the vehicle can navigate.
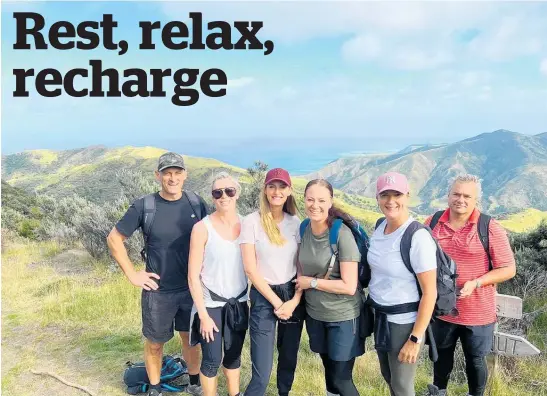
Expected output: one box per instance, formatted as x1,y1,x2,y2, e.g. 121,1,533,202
424,174,516,396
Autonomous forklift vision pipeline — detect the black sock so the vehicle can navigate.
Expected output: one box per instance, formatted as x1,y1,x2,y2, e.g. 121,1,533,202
149,383,161,392
189,374,200,386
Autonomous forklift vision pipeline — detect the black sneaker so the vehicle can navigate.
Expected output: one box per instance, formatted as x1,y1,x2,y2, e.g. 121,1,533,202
147,389,162,396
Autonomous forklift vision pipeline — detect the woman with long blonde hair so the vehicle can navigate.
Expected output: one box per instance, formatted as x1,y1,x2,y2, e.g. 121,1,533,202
240,167,305,396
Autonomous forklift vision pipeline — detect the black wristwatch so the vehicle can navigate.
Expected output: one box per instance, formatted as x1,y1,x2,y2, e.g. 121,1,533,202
409,334,422,344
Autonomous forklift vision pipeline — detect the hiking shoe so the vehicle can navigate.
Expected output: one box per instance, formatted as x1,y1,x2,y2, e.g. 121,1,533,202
147,389,162,396
425,384,447,396
186,384,204,395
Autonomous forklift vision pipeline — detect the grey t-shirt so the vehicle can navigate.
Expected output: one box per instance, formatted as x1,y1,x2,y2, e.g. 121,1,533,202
297,222,362,322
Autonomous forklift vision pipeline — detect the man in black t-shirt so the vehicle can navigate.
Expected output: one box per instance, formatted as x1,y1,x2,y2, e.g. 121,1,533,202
107,152,208,396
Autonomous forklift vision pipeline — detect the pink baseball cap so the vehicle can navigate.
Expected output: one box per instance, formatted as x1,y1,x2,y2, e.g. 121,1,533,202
376,171,410,195
264,168,292,187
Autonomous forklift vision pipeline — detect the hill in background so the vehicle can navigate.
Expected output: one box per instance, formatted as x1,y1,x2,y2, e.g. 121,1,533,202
3,129,547,232
305,130,547,214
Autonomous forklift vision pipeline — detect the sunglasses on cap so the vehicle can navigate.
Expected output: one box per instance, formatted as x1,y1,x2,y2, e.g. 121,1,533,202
212,187,237,200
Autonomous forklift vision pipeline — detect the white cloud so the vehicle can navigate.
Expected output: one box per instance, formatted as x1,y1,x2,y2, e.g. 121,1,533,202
393,48,453,70
227,77,255,89
341,35,382,63
161,2,546,70
460,71,491,88
468,12,546,61
541,59,547,76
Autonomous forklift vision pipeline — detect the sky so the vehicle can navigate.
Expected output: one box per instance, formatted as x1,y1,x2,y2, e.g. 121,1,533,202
2,1,547,172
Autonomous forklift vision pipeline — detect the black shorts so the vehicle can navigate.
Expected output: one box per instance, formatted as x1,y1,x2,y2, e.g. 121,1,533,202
306,315,365,361
433,319,495,358
141,289,193,344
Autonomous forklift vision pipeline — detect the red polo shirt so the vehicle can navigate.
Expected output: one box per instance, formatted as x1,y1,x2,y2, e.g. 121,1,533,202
425,208,516,326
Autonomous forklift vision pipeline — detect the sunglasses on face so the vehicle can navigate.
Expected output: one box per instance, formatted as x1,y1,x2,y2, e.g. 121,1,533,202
212,187,237,200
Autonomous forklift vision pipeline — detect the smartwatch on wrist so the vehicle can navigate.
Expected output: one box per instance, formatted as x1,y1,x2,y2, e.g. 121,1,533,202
409,334,422,344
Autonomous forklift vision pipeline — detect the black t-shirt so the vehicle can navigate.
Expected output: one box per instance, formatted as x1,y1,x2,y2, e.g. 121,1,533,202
115,191,209,293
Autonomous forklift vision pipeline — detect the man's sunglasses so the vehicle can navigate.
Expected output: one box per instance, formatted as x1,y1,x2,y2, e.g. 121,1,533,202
212,187,237,200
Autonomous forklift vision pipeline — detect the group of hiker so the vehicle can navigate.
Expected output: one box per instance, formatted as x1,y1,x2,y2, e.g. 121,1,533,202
106,151,517,396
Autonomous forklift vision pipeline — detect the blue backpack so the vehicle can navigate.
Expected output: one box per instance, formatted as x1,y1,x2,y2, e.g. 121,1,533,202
123,355,188,395
299,216,371,289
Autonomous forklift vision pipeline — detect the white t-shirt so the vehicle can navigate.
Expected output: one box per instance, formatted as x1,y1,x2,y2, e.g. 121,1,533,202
367,217,437,324
239,211,301,285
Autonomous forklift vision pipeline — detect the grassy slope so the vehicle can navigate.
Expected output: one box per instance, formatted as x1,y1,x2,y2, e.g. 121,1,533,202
4,146,547,233
497,208,547,233
2,238,545,396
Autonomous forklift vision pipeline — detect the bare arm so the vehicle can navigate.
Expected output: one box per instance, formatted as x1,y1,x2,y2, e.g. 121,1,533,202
314,261,358,295
187,221,219,342
296,261,358,295
187,221,208,320
241,243,284,310
477,266,516,286
397,268,437,364
411,269,437,338
107,227,159,290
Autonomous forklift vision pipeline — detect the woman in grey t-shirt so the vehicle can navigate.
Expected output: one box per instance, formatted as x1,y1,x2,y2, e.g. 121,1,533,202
295,179,363,396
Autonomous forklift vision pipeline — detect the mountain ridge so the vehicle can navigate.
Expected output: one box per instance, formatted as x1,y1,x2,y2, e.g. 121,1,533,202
304,130,547,214
2,129,546,215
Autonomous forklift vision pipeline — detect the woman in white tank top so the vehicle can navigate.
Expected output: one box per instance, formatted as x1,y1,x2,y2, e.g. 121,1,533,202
188,172,249,396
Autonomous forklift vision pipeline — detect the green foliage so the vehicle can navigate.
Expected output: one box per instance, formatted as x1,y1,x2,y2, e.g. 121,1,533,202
18,219,41,239
237,160,269,216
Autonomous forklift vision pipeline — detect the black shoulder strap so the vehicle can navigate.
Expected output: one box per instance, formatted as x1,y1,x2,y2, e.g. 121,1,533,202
140,194,156,262
477,213,492,270
375,217,385,230
142,194,156,242
183,191,203,220
399,221,425,278
429,210,445,230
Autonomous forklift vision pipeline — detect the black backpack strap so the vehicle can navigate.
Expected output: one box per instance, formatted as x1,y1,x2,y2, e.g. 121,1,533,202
477,213,492,270
399,221,425,283
183,191,203,220
428,210,445,230
375,217,385,230
140,194,156,262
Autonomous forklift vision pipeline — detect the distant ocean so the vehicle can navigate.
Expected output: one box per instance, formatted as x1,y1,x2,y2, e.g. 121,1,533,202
165,137,403,175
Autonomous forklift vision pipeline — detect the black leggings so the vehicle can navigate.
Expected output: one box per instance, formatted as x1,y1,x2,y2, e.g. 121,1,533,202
320,354,359,396
434,347,488,396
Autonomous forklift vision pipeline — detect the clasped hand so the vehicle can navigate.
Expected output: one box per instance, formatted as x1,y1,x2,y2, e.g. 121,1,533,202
274,299,297,320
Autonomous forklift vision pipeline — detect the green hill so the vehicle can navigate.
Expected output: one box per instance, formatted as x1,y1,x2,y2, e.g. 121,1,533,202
306,130,547,215
3,143,546,234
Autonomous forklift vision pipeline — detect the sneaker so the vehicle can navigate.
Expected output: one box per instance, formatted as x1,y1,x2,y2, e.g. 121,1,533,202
425,384,447,396
186,384,204,395
147,389,162,396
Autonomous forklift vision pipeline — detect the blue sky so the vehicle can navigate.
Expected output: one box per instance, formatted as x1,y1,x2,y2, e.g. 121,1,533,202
2,1,547,171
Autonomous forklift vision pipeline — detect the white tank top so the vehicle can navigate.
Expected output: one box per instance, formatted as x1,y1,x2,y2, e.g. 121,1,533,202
200,215,249,308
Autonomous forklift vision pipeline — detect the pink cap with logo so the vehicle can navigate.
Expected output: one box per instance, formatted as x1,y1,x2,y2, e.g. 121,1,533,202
376,171,410,195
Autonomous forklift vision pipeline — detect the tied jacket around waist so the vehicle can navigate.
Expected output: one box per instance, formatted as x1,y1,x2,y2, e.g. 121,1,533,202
363,296,438,362
190,286,249,349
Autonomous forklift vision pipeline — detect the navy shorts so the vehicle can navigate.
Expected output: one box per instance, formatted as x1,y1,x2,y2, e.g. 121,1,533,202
306,315,365,361
141,289,194,344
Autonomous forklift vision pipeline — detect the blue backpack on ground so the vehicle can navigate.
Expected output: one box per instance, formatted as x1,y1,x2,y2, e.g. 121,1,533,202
299,216,371,289
123,355,188,395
